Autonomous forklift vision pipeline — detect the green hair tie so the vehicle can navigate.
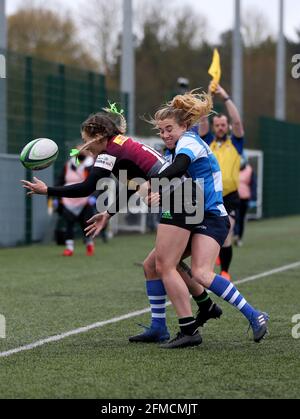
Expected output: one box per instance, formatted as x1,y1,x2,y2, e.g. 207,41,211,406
70,149,81,166
107,101,124,117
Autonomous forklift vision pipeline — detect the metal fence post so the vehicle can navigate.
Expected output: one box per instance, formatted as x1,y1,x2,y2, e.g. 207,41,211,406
25,56,33,244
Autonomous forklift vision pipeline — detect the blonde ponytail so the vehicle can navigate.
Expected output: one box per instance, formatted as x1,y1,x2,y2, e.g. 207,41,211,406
153,90,213,129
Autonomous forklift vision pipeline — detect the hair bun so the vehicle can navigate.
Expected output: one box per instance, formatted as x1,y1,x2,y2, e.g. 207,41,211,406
171,96,186,110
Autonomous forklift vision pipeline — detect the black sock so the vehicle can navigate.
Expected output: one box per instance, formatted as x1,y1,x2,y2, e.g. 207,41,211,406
220,246,233,272
179,317,197,336
193,291,213,312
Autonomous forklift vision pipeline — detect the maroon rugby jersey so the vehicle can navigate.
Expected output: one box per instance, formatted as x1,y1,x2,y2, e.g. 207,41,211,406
47,135,167,200
94,135,166,180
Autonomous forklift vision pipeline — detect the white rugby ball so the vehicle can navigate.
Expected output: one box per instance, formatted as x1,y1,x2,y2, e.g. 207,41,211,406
20,138,59,170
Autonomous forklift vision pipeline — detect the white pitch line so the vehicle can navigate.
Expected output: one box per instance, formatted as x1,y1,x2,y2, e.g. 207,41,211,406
0,308,152,358
1,261,300,359
234,261,300,285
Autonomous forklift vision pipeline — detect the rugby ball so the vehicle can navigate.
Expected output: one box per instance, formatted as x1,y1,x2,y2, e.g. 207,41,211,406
20,138,59,170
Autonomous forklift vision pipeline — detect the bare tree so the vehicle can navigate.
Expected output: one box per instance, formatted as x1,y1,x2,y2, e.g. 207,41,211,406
79,0,122,74
134,1,170,46
135,0,208,49
242,8,273,48
169,6,208,48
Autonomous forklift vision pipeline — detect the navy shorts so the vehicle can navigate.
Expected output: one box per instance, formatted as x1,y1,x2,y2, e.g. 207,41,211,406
160,211,230,247
192,214,230,247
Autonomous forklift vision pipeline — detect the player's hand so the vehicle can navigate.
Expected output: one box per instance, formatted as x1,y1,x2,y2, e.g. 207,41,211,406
214,83,228,99
85,211,111,238
137,181,151,199
21,177,48,196
209,80,218,95
145,192,160,208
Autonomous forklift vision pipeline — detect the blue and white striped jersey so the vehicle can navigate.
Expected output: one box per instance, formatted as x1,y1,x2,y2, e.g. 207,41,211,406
171,130,227,217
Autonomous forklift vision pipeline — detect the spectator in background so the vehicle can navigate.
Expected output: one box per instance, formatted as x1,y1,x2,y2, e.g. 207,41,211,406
234,154,257,247
198,82,244,281
55,148,100,256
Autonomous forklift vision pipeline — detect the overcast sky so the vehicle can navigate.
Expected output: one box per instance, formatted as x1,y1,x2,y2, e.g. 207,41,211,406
5,0,300,43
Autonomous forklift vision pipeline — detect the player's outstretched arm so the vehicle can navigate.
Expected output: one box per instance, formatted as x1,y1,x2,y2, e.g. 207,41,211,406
21,166,111,198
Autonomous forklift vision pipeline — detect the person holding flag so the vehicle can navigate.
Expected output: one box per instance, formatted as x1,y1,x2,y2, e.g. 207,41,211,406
196,50,244,281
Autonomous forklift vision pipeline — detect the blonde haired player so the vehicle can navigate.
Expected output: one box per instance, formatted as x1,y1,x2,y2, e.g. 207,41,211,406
136,90,269,348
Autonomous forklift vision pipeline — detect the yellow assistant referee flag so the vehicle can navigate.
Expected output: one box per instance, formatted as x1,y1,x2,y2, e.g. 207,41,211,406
208,49,221,92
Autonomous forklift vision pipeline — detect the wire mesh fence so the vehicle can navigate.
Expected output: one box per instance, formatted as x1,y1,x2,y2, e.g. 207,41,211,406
5,49,127,177
260,117,300,218
0,50,128,246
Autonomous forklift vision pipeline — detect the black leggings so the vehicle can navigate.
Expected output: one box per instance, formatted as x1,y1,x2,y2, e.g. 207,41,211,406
234,199,249,239
62,205,95,241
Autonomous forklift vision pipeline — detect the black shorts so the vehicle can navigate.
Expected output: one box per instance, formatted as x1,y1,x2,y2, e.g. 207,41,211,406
223,191,240,219
159,211,230,248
